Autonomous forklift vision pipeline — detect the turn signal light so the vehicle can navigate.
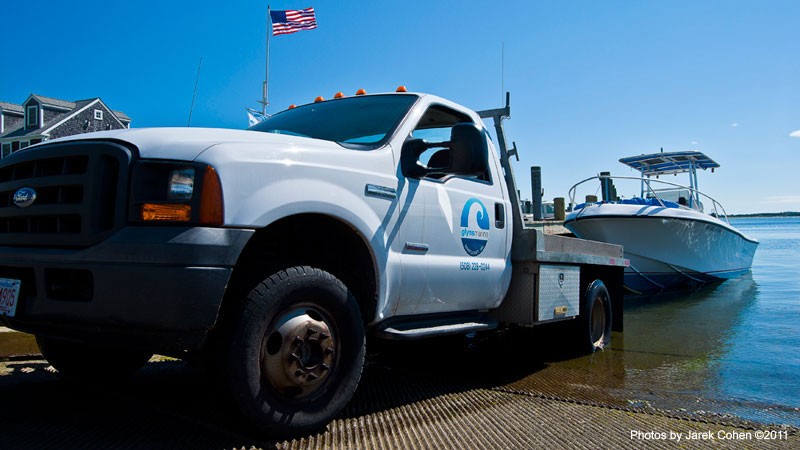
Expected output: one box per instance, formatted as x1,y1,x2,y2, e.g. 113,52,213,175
396,86,407,92
355,89,367,95
141,203,191,222
199,165,224,226
288,104,296,109
314,96,325,103
333,92,345,99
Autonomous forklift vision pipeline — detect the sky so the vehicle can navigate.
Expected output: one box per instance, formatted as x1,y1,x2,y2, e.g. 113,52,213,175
1,0,798,214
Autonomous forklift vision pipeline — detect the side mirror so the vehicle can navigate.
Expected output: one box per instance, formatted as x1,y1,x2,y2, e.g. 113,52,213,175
400,138,428,178
450,123,489,176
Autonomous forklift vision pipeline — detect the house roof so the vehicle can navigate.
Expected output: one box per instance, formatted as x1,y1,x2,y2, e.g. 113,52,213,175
0,101,24,114
28,94,77,110
112,110,131,121
1,95,131,139
74,98,98,108
1,127,37,139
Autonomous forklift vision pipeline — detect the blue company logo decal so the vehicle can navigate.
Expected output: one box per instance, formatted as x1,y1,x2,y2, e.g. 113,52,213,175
460,198,490,256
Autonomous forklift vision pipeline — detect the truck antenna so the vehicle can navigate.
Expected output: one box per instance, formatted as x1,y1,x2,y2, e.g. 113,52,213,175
188,56,203,127
501,42,505,104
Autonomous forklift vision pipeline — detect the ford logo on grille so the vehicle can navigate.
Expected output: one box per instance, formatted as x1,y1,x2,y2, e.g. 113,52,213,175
13,187,37,208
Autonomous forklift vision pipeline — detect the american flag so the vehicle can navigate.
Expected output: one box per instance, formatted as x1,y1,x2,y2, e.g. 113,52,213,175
270,7,317,36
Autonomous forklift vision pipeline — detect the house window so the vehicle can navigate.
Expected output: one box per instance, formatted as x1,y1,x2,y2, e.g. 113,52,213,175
94,109,104,120
20,141,29,149
30,138,42,145
1,143,10,158
27,105,39,127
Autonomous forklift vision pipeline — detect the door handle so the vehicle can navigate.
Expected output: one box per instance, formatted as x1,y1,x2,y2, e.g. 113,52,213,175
495,203,505,229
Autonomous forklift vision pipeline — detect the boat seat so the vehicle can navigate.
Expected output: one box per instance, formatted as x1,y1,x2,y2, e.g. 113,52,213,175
619,197,681,208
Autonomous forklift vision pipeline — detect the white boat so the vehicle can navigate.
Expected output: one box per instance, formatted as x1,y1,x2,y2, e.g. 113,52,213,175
564,151,758,294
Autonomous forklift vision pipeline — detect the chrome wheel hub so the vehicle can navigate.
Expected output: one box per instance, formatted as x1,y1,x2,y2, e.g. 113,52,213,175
262,309,336,399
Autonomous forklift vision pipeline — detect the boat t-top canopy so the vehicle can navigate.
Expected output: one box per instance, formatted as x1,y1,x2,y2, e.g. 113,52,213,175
619,151,720,176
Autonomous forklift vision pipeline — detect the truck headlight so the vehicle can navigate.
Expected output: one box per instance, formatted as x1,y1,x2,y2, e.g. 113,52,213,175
168,168,195,200
130,161,224,226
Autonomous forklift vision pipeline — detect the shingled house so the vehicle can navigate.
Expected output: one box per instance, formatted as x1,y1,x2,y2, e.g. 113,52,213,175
0,94,131,159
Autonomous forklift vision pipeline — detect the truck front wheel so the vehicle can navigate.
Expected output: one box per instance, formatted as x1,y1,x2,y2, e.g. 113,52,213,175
582,279,612,352
226,266,365,436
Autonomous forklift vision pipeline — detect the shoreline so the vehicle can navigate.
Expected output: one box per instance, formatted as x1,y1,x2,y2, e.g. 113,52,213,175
729,212,800,218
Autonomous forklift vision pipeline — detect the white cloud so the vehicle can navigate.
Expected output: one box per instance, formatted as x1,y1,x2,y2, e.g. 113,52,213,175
790,130,800,138
731,123,739,128
691,141,699,145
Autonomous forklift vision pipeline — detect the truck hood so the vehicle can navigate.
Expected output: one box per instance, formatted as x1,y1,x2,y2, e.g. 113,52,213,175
44,127,344,160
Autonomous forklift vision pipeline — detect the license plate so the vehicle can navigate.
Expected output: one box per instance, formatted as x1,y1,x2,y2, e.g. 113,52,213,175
0,278,21,317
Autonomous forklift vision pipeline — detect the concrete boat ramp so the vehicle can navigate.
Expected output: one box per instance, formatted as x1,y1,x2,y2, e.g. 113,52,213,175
0,329,796,449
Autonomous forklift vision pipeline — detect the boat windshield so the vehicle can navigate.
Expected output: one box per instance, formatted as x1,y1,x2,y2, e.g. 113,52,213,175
250,94,418,149
645,188,703,210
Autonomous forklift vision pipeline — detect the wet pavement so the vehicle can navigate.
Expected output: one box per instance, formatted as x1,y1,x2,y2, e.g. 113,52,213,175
0,328,797,449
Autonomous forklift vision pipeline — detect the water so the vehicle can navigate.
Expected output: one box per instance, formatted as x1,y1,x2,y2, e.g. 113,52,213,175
619,217,800,425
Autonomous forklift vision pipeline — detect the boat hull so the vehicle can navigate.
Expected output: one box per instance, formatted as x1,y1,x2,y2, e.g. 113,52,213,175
564,204,758,294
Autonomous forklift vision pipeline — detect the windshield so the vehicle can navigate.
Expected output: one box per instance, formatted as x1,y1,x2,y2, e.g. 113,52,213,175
250,94,418,149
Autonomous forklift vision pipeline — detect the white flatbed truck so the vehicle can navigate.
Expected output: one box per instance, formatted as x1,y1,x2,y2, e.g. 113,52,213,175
0,89,626,436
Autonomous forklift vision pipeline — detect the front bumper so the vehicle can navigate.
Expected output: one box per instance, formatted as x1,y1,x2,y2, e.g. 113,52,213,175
0,226,253,353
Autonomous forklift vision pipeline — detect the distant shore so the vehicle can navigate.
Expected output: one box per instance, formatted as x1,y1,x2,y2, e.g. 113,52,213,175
730,211,800,218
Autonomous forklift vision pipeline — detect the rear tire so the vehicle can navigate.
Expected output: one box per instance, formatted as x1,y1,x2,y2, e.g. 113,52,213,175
582,279,612,353
36,336,152,382
225,266,365,437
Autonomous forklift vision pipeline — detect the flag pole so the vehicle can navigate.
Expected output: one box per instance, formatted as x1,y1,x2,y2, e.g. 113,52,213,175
260,4,271,115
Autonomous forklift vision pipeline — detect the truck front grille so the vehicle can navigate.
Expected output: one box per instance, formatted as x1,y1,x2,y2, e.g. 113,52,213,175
0,141,132,247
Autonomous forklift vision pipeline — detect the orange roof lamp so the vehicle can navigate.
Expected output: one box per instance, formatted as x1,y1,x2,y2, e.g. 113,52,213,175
291,86,407,111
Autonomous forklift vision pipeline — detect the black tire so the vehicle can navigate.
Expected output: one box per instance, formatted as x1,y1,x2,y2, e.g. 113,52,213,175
226,266,365,437
36,336,152,382
582,279,612,353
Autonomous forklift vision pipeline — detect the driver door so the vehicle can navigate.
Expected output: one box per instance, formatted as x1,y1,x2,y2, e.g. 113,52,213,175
401,105,512,314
